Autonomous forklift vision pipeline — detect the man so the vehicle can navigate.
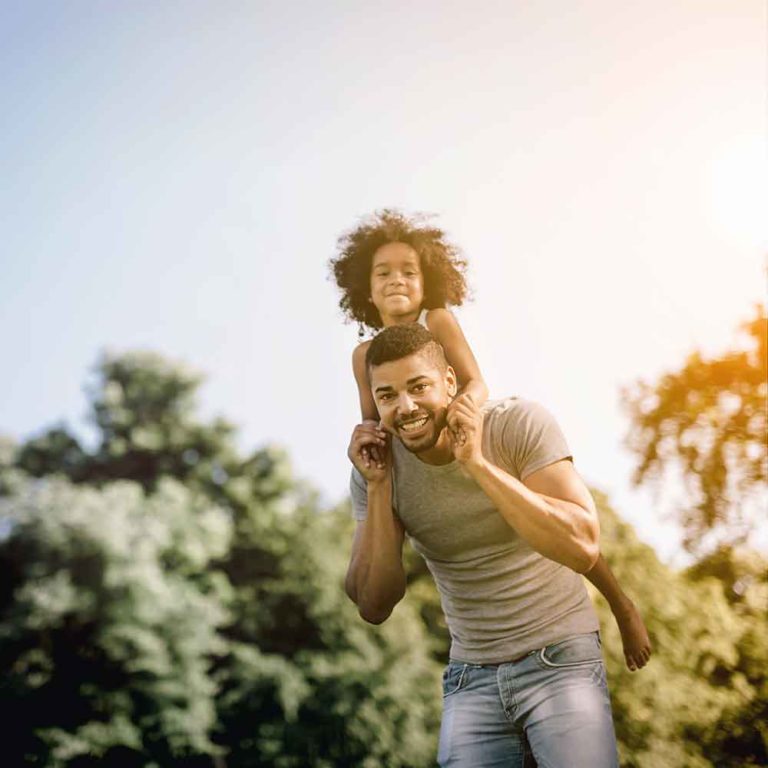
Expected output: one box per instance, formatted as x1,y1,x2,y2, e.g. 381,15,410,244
345,323,619,768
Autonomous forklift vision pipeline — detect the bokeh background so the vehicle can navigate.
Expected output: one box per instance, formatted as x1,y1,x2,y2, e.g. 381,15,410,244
1,2,766,766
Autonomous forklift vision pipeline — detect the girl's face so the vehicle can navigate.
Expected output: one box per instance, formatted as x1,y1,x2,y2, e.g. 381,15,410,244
369,242,425,326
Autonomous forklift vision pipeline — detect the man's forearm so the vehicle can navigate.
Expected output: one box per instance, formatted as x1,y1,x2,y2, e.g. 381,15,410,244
346,479,406,624
464,458,599,572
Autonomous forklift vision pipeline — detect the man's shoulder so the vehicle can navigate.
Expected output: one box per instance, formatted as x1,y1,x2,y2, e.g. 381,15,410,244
482,396,571,479
482,396,549,429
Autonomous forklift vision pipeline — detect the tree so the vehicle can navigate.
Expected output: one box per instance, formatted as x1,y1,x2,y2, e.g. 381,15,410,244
5,346,766,766
622,304,767,555
0,477,232,766
15,351,242,496
684,546,768,767
618,306,767,764
1,351,441,767
591,492,767,768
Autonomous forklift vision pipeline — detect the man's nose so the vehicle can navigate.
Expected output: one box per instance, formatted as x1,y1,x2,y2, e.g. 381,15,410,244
396,392,416,414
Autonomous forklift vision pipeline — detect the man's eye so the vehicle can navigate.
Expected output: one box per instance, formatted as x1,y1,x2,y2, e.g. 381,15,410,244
412,384,427,393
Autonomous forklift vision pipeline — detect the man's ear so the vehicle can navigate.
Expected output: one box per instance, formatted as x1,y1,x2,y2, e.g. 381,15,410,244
445,365,458,398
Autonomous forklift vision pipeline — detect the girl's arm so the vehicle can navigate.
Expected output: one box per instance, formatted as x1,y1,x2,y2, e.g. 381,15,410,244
584,553,652,671
426,308,489,406
352,341,379,422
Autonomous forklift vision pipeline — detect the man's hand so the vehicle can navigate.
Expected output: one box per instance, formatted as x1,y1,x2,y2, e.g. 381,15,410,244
348,420,391,482
447,393,484,466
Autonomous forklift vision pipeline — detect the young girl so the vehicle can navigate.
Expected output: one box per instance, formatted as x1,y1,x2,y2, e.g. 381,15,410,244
330,209,651,672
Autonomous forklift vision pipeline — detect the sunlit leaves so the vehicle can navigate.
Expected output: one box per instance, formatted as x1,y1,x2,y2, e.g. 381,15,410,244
623,304,767,554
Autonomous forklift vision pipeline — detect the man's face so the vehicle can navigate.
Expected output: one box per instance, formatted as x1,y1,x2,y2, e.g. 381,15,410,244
370,350,457,457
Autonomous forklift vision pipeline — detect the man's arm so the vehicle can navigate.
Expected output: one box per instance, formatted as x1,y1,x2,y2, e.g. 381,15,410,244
345,423,407,624
446,397,599,573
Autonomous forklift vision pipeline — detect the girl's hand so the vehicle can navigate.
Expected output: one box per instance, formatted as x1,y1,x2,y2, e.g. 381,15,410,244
447,392,475,447
348,420,390,481
364,421,388,467
447,393,483,465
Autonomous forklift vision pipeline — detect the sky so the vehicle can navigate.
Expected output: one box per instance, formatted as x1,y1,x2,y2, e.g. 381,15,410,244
1,0,766,564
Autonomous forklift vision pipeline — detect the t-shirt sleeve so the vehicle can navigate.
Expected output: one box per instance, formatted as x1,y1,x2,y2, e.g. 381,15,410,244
497,400,572,480
350,468,368,521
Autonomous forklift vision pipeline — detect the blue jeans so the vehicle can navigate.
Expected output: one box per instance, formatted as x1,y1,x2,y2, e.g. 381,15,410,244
438,632,619,767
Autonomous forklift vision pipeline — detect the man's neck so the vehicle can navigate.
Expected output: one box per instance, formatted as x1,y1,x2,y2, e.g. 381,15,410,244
415,429,454,466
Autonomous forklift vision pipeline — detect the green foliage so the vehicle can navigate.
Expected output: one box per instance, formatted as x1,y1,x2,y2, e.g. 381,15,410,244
1,350,441,767
213,494,441,768
622,304,767,555
685,547,768,767
592,491,767,768
15,351,244,499
0,478,231,766
616,304,767,765
3,346,765,766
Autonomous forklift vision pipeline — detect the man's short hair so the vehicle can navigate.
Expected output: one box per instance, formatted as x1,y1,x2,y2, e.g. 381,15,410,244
365,323,448,373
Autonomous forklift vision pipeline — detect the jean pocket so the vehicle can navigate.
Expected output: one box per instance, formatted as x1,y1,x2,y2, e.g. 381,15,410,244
442,662,469,697
537,632,603,669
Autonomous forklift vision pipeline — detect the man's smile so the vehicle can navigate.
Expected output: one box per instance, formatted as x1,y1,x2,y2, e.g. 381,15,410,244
397,415,429,434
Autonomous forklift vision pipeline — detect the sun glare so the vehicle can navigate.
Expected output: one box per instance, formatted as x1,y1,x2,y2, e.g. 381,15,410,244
706,135,768,251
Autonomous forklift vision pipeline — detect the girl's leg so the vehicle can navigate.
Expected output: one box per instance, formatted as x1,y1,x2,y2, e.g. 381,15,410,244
585,553,651,671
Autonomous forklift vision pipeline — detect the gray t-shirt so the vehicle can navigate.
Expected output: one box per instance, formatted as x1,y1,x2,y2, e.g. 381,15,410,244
350,397,599,663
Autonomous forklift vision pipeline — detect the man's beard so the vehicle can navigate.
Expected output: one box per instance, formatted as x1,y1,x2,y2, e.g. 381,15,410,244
395,407,448,454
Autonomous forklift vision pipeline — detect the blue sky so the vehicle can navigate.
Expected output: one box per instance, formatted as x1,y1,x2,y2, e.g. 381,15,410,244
2,1,766,562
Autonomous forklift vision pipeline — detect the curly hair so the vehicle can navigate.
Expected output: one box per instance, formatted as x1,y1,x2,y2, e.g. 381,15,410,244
330,209,469,332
